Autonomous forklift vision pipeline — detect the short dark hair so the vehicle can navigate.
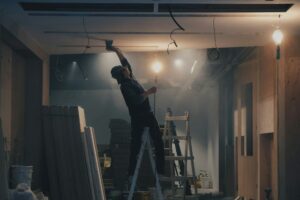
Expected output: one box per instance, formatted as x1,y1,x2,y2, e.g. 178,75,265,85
111,65,125,84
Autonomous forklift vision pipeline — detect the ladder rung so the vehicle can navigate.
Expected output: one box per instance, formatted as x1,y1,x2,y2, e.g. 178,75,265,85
163,136,189,140
165,156,194,160
159,176,196,181
165,115,189,121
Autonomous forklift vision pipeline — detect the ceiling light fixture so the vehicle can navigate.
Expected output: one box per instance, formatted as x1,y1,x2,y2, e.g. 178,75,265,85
272,29,283,46
152,61,162,74
272,15,283,60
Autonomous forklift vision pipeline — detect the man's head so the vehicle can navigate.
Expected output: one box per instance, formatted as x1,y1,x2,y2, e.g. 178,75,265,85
111,65,130,84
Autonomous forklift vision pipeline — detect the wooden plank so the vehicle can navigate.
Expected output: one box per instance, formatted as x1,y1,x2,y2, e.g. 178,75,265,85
84,127,106,200
82,129,96,200
165,115,188,121
70,106,93,200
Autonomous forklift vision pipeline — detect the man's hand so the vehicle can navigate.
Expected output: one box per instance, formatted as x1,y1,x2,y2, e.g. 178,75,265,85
142,87,157,99
105,40,114,51
147,87,157,95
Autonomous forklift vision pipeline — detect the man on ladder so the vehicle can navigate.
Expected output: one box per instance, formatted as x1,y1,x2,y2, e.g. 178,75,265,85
107,41,165,188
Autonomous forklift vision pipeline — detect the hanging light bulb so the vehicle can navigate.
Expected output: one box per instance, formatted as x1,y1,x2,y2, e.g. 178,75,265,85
152,61,162,74
272,28,283,60
272,29,283,46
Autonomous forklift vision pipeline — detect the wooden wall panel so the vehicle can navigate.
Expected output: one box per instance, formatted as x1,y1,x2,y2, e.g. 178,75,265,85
257,46,275,134
234,58,258,200
257,45,278,200
284,57,300,200
0,26,49,191
234,46,279,200
23,57,43,190
11,51,26,164
42,59,49,105
0,42,12,152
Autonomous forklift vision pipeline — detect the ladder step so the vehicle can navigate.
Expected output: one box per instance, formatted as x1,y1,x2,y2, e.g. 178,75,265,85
165,156,194,160
163,136,189,140
165,115,189,121
159,175,196,181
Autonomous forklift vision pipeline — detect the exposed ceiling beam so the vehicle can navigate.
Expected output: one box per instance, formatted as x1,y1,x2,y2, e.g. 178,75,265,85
20,2,293,13
28,13,282,17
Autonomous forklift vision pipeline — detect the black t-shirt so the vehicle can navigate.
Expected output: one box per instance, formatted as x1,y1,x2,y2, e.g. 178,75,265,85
120,78,152,117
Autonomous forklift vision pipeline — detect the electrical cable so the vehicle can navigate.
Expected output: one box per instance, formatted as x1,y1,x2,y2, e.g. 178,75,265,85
167,27,181,54
167,7,185,54
79,16,89,80
208,17,220,61
213,17,218,50
169,7,185,31
82,16,91,54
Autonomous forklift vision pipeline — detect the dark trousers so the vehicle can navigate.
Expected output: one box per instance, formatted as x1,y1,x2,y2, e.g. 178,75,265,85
128,112,165,176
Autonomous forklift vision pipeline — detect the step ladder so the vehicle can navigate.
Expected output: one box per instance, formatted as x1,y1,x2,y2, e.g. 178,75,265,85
127,127,164,200
161,110,198,198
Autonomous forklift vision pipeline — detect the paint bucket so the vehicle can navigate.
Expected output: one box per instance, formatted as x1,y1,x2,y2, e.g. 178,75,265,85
10,165,33,189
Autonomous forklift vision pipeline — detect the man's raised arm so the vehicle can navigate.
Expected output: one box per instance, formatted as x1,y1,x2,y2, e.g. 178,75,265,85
106,40,133,77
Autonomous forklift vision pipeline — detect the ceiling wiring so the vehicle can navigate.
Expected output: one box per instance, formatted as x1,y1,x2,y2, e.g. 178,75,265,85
167,7,185,54
79,16,89,80
82,16,91,54
169,8,185,31
207,17,221,61
213,17,218,50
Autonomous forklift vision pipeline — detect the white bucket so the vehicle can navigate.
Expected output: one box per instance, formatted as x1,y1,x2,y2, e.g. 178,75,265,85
10,165,33,189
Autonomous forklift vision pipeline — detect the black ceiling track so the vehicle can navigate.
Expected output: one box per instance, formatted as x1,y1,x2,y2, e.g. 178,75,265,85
19,2,154,12
19,2,293,13
159,3,293,13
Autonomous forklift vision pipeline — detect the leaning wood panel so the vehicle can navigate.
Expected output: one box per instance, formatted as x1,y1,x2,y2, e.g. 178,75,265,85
42,106,94,200
42,107,61,200
82,128,96,200
84,127,106,200
51,106,72,200
70,106,93,200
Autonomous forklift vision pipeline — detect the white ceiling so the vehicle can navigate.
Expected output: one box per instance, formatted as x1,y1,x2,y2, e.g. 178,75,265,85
0,0,300,54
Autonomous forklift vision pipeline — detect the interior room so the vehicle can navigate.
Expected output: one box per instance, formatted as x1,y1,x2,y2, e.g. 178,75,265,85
0,1,300,200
